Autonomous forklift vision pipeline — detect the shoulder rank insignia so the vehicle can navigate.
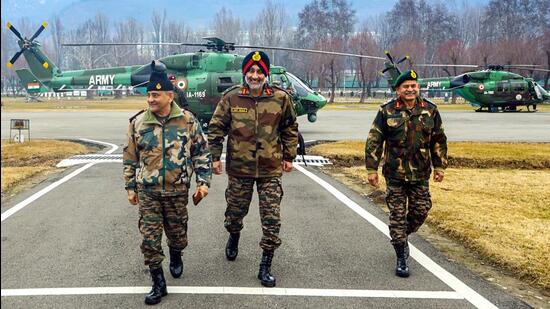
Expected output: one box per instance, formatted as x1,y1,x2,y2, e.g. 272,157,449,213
129,109,146,123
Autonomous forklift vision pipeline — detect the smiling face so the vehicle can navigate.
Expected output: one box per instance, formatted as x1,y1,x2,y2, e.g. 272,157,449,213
244,64,266,91
147,90,173,116
396,80,420,103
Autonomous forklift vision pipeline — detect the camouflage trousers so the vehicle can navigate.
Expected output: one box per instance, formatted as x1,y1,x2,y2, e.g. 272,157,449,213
385,178,432,245
225,176,283,251
138,191,188,268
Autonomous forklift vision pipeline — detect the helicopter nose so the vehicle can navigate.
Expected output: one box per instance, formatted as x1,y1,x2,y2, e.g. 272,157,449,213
450,74,470,88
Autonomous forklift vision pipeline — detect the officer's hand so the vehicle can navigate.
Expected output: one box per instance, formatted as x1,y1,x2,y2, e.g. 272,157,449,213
434,171,444,182
193,185,209,206
213,161,222,175
367,173,379,187
127,190,138,205
282,160,293,172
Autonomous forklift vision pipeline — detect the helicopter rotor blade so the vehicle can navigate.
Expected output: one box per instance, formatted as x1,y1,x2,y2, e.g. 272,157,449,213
384,50,394,63
6,22,24,41
506,67,550,73
415,64,480,68
62,42,207,47
233,44,386,60
502,64,542,67
28,22,48,42
62,41,386,60
7,50,24,68
396,55,409,64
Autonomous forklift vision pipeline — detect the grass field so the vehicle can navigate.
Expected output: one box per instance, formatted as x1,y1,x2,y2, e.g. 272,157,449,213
1,140,93,195
1,97,147,111
3,96,549,112
310,141,550,169
310,141,550,290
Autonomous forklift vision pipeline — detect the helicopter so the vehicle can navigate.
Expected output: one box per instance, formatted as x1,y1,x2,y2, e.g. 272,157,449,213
6,22,335,125
381,51,550,112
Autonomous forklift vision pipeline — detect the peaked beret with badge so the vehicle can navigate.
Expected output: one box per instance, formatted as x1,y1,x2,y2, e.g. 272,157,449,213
394,70,418,88
242,51,270,76
147,60,174,92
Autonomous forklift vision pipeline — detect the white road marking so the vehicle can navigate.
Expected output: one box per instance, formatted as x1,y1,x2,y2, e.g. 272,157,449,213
79,138,118,154
1,163,95,222
1,138,117,222
294,164,498,309
1,287,463,299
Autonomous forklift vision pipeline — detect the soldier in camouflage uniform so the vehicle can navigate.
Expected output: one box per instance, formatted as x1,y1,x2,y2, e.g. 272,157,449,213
208,51,298,288
124,61,212,305
365,70,447,278
168,74,189,110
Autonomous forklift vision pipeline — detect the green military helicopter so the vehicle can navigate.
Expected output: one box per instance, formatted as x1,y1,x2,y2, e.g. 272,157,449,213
381,51,550,112
6,22,336,125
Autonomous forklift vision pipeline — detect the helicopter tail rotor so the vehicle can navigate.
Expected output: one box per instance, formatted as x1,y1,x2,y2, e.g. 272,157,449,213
6,22,50,69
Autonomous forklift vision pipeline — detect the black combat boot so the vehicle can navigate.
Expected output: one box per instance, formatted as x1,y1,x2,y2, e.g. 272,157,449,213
257,250,276,287
393,243,410,278
144,266,168,305
169,248,183,278
225,233,240,261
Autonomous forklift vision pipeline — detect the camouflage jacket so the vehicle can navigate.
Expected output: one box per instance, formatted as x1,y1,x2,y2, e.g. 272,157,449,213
123,102,212,195
365,97,448,181
208,84,298,178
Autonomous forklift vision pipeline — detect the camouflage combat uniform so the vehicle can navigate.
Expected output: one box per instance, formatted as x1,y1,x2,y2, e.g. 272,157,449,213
123,101,212,267
208,84,298,251
365,97,447,245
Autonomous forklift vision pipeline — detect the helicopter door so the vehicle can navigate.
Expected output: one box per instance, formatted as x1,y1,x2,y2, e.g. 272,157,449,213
217,76,235,93
533,82,543,99
495,81,511,96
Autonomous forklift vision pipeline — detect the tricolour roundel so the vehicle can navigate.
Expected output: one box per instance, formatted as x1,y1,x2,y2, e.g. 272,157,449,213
478,84,485,91
177,80,187,90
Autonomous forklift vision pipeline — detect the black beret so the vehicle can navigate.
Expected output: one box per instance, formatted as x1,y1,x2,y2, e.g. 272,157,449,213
242,51,270,76
147,61,173,92
394,70,418,88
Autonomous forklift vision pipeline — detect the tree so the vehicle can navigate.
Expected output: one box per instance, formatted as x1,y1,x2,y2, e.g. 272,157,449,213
249,0,289,64
349,24,380,102
212,7,242,44
297,0,355,100
50,15,64,68
152,10,167,59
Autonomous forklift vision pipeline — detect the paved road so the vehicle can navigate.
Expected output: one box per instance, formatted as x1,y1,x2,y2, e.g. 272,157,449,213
0,108,537,308
1,153,527,308
2,109,550,142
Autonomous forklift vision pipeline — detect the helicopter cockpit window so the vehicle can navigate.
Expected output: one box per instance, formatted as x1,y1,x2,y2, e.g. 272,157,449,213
270,74,290,90
285,72,314,97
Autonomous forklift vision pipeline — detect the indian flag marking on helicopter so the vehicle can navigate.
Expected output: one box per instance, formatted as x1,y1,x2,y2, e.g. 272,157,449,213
177,80,187,90
88,74,115,85
27,82,40,90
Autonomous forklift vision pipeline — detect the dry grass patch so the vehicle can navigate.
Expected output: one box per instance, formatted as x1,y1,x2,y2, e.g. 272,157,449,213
1,140,92,196
341,166,550,289
1,166,52,193
310,141,550,169
1,97,147,111
323,99,550,112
